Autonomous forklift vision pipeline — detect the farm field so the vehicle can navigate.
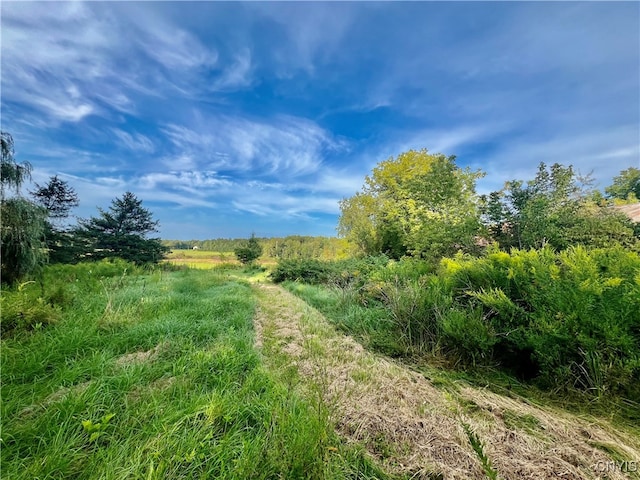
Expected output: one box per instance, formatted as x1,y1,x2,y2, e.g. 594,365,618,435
164,249,278,269
164,249,240,269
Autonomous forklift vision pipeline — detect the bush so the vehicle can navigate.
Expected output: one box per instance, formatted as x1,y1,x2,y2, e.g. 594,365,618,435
276,248,640,399
441,308,497,366
1,281,59,336
234,234,263,265
441,245,640,397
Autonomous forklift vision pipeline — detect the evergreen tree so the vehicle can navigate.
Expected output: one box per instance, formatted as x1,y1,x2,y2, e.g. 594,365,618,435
234,234,263,265
77,192,168,264
30,175,80,264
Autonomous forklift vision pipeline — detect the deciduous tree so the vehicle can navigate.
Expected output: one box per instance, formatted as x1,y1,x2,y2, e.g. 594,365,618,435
605,167,640,203
483,162,638,250
0,132,47,284
338,149,484,259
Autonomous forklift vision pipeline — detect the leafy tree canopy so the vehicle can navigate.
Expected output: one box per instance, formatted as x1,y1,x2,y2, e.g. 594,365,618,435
1,131,32,198
339,149,485,259
0,132,47,284
605,167,640,204
483,162,638,250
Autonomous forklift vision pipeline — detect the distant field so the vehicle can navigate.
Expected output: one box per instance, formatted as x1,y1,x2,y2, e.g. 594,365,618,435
165,250,239,269
165,250,277,269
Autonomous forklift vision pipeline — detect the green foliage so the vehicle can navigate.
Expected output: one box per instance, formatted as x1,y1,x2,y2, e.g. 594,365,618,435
462,423,499,480
76,192,168,264
234,233,263,265
270,255,390,286
82,413,116,443
441,308,496,366
483,162,638,250
339,149,485,259
442,246,640,397
1,197,48,285
164,236,350,261
30,175,79,220
1,259,141,337
271,258,333,284
606,167,640,202
282,247,640,401
1,131,32,197
0,281,60,336
29,175,81,264
379,276,450,351
1,266,393,479
1,133,48,285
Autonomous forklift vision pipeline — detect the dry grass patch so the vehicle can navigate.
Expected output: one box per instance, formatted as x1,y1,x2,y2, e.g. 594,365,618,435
114,341,169,367
19,380,92,418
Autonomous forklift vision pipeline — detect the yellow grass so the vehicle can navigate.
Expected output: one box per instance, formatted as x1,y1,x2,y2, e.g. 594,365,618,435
164,250,277,269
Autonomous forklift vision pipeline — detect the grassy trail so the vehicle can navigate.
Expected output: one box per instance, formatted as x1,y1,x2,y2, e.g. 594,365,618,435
254,283,640,480
1,269,385,479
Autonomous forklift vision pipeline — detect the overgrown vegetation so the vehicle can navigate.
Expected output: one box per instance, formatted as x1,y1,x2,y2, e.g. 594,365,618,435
1,131,48,285
273,245,640,405
1,262,395,479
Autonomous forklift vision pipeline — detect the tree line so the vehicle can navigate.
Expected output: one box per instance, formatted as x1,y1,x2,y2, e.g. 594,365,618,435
163,236,350,260
338,148,639,259
1,132,167,285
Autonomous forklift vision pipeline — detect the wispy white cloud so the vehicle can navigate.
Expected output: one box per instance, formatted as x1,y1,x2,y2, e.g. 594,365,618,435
111,129,156,154
476,124,640,194
2,2,637,239
161,114,345,178
138,171,232,193
1,1,219,125
211,49,253,91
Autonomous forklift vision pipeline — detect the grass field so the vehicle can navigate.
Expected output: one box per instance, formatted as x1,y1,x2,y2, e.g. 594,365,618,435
0,265,390,479
164,250,240,269
164,250,278,269
4,260,638,479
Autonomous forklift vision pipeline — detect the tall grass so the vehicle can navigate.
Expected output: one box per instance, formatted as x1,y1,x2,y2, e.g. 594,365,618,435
1,262,394,479
274,246,640,404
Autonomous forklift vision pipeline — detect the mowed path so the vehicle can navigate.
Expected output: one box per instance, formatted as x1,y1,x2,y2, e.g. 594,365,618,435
254,283,640,480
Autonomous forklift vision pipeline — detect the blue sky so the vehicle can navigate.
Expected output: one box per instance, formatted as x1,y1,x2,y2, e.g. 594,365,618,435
2,1,639,239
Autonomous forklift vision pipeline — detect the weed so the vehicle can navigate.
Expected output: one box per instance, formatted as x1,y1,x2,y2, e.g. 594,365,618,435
82,413,116,443
462,422,499,480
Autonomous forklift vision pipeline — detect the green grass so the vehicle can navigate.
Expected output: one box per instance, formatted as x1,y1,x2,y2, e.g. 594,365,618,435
1,265,393,479
283,282,406,358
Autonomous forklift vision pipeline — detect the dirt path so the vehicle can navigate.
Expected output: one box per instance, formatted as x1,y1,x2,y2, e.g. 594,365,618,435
254,283,640,480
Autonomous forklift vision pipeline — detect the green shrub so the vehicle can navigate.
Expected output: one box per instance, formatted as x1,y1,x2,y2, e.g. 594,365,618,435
441,308,497,366
441,245,640,397
1,281,59,336
277,248,640,400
